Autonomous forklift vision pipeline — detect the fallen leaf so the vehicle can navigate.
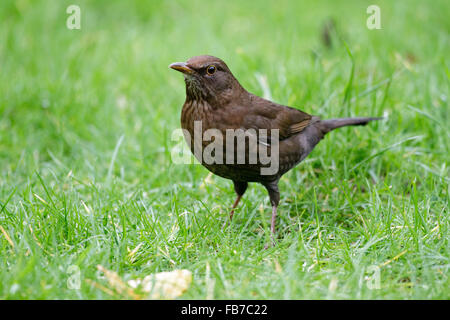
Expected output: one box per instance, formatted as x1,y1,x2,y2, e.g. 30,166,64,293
128,269,192,299
96,265,142,299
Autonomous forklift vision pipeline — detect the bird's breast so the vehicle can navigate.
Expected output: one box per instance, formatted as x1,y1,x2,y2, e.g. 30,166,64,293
181,100,214,133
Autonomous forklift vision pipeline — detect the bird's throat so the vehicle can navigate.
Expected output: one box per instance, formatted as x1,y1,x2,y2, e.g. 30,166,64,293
184,76,207,101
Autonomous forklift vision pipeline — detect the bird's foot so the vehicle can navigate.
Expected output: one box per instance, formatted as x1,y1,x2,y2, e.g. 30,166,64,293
222,209,235,229
263,234,276,249
222,219,230,229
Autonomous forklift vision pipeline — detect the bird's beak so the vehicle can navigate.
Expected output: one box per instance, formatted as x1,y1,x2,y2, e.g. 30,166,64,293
169,62,194,75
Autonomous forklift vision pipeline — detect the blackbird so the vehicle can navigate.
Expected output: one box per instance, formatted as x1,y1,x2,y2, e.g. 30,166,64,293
170,55,381,238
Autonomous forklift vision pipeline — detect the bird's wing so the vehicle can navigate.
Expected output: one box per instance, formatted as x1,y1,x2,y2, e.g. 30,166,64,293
241,95,312,141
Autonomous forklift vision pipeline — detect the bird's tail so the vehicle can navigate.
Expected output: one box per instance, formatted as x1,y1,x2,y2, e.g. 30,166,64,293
320,117,383,133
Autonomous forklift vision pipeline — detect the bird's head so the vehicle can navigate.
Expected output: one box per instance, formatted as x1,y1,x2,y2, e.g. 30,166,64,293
169,55,242,105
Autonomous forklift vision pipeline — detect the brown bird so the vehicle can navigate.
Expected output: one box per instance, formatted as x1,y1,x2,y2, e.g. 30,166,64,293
170,55,381,240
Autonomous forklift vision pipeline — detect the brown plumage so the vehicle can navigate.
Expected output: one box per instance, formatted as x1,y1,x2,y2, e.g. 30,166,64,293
170,55,381,241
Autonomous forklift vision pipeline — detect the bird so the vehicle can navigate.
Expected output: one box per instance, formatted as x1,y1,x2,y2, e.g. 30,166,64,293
170,55,381,241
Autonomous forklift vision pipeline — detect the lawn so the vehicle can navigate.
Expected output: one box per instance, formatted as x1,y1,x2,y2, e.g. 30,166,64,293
0,0,448,299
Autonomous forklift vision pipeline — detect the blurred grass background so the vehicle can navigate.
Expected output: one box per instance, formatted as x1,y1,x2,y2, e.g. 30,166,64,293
0,0,448,299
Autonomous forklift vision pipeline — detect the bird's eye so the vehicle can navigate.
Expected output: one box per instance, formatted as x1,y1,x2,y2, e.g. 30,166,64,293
206,65,216,75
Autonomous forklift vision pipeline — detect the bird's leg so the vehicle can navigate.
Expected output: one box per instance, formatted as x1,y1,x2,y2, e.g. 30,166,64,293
229,194,242,221
223,181,248,228
263,181,280,247
270,204,278,235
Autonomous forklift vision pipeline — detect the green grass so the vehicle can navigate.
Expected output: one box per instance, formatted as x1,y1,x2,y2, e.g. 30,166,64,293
0,0,449,299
